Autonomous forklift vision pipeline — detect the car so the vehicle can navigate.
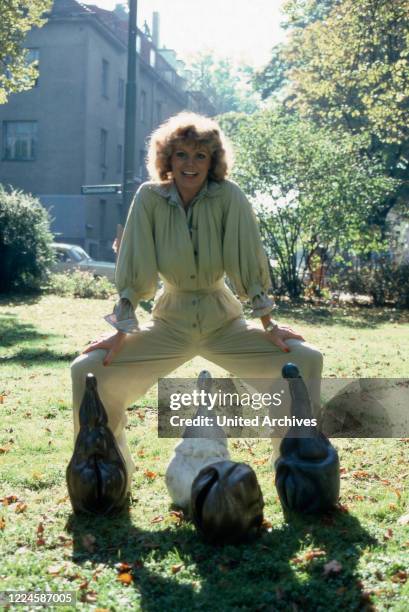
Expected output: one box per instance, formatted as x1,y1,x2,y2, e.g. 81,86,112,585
51,243,116,282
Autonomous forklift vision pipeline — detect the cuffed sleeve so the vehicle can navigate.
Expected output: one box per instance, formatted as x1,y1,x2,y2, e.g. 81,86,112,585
223,182,272,303
115,185,158,309
251,292,275,318
104,297,140,333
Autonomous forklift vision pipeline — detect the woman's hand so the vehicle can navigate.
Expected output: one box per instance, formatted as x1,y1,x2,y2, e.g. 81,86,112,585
264,324,305,352
82,331,127,366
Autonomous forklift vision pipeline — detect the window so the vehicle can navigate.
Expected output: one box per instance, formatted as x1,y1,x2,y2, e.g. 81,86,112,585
140,90,147,122
102,59,109,98
99,199,106,238
100,129,108,167
149,49,156,68
118,77,125,108
156,101,162,125
3,121,38,161
116,144,123,174
138,149,146,178
136,35,141,53
26,48,40,86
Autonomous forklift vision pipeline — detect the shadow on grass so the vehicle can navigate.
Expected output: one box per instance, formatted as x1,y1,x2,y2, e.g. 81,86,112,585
66,504,376,611
0,293,43,307
0,313,76,364
271,302,407,330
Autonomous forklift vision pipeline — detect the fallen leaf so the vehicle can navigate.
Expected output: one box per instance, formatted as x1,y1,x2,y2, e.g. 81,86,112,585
0,445,12,454
78,580,89,590
305,549,326,561
262,519,273,531
391,570,407,583
117,572,133,585
323,560,343,576
2,494,18,505
36,538,46,546
81,534,96,552
171,563,184,574
37,523,44,535
137,449,145,457
254,458,268,465
398,513,409,525
115,562,132,573
352,470,370,479
15,503,27,513
150,515,164,524
383,528,393,541
0,517,5,530
144,469,157,480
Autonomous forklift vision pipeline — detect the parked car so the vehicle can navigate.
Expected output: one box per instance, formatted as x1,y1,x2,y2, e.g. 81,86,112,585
51,243,115,282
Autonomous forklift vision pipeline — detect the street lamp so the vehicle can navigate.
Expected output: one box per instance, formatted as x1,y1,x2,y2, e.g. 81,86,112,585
122,0,138,225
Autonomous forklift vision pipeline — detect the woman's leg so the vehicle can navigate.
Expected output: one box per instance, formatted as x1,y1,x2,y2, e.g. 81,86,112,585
199,317,324,460
70,320,195,490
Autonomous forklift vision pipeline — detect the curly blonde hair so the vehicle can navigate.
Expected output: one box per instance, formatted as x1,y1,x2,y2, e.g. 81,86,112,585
146,112,233,182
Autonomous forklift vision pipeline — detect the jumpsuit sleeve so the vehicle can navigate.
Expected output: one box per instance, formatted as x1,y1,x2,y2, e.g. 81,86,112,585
105,185,158,333
223,182,275,317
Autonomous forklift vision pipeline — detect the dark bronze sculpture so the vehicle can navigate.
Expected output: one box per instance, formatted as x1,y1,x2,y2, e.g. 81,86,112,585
191,460,264,545
66,373,128,515
275,363,340,514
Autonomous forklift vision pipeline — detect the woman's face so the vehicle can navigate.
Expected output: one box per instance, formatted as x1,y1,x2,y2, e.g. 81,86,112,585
170,141,211,193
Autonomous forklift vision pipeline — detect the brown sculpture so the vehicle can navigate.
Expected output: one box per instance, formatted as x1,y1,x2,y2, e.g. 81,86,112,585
66,373,128,515
275,363,340,514
191,460,264,545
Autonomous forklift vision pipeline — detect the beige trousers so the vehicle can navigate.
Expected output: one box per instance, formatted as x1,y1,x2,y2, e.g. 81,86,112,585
71,314,323,490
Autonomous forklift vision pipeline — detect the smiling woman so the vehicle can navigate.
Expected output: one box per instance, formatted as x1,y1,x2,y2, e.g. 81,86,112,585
70,111,323,495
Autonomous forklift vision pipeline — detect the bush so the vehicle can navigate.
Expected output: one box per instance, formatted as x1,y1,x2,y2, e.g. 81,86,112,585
334,260,409,308
0,185,54,292
46,271,115,299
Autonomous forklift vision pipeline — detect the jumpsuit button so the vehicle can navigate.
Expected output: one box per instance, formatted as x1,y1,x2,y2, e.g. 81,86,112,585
190,274,196,279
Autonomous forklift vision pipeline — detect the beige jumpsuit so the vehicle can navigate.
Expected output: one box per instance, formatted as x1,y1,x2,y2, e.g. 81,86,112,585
71,179,323,488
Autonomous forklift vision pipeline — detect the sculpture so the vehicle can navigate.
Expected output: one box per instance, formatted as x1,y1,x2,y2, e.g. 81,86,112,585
191,460,264,545
66,373,128,515
275,363,340,514
165,370,230,509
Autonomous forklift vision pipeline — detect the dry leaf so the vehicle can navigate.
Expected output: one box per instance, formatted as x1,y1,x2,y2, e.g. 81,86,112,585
36,538,46,546
115,562,132,573
0,445,12,454
323,560,343,575
171,563,184,574
0,517,5,530
117,572,133,585
37,522,44,535
144,469,157,480
253,458,268,465
15,503,27,513
391,570,407,583
150,514,164,524
383,528,393,541
137,449,145,457
397,513,409,525
82,534,96,552
305,549,326,561
352,470,370,479
2,494,18,505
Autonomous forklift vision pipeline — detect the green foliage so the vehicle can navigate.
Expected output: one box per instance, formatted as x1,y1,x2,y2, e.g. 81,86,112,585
0,0,52,104
186,52,260,114
220,110,395,299
0,185,53,293
254,0,409,227
46,271,115,299
334,259,409,308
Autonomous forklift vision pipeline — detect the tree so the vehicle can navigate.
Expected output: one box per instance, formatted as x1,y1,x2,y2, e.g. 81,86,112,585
0,185,54,292
220,110,395,299
0,0,52,104
186,52,260,115
253,0,409,229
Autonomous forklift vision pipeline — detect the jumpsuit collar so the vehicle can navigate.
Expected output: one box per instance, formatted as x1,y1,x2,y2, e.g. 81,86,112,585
150,179,222,206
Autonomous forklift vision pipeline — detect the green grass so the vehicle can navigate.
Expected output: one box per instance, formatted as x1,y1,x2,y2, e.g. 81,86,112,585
0,295,408,611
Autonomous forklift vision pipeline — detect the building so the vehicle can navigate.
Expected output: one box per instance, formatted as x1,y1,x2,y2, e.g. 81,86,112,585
0,0,214,260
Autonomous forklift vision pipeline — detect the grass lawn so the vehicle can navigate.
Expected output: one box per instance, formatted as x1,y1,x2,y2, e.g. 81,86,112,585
0,294,408,611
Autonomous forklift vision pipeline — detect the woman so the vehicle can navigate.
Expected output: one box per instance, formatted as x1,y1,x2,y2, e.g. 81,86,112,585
71,112,323,490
